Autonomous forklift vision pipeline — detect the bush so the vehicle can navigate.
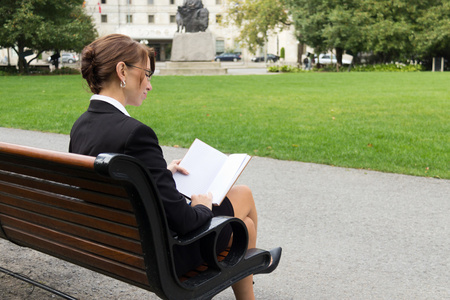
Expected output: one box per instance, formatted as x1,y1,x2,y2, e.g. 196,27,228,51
1,66,80,76
267,66,280,72
311,63,425,72
29,67,51,75
0,66,18,75
351,63,425,72
267,64,302,73
52,67,81,75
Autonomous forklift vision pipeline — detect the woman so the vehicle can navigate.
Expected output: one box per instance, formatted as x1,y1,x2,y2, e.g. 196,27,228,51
70,34,279,300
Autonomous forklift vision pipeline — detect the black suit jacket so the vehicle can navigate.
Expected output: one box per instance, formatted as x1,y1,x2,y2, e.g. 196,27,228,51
69,100,214,236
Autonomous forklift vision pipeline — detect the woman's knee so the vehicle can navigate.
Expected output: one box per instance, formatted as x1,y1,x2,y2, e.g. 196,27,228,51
229,185,254,202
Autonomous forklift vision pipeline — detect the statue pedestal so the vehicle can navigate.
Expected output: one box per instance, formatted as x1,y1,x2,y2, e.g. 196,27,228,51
160,31,227,75
171,32,215,61
160,61,227,75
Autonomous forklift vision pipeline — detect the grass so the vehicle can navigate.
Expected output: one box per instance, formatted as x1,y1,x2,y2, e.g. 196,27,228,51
0,72,449,179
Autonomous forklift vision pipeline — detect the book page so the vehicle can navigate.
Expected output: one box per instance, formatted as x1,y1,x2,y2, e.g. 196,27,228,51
207,154,252,204
173,139,227,198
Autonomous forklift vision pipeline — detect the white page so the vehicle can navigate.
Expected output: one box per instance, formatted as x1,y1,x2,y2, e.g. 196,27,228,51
173,139,227,198
207,154,251,204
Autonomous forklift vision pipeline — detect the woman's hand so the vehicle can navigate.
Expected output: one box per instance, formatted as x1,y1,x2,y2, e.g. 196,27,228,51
167,159,189,175
191,192,213,210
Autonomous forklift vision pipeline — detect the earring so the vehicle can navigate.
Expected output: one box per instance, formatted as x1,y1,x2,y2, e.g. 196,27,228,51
120,80,126,88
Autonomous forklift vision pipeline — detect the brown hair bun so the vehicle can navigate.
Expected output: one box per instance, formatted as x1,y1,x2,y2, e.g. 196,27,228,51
81,34,155,94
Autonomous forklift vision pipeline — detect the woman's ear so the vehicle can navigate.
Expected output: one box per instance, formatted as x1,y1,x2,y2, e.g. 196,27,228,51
116,62,126,82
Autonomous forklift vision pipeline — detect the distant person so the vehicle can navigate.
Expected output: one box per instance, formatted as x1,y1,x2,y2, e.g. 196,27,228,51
69,34,281,300
50,53,60,69
303,56,310,70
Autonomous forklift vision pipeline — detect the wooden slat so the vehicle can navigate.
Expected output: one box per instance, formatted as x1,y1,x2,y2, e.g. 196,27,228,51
0,143,155,292
3,227,150,287
0,193,140,240
1,216,145,269
0,161,129,199
0,169,133,211
0,204,142,254
0,181,137,226
0,142,95,170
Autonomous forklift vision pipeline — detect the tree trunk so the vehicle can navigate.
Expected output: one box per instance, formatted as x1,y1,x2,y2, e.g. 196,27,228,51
17,39,29,74
336,47,345,72
17,42,25,74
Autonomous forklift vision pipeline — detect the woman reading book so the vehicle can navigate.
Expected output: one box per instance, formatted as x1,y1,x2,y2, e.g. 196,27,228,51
69,34,280,300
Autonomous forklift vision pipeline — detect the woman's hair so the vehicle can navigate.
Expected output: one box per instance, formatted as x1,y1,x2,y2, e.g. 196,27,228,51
81,34,155,94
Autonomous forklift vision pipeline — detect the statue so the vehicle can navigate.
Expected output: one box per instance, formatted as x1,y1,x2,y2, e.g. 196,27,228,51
176,0,209,33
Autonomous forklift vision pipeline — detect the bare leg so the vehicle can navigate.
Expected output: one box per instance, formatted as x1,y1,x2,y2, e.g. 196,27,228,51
227,185,257,300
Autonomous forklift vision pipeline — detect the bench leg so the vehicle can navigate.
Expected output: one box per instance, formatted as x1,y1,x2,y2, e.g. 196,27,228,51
0,266,78,300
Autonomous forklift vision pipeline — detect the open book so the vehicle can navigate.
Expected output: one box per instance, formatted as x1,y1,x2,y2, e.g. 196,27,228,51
172,139,252,205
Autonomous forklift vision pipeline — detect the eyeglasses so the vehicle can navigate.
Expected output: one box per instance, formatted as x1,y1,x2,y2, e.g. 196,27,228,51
125,63,154,80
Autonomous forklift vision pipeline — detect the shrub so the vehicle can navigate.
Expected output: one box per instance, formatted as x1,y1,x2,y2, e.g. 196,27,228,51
52,67,81,75
267,66,280,73
0,66,18,75
267,64,302,73
351,63,425,72
280,65,299,73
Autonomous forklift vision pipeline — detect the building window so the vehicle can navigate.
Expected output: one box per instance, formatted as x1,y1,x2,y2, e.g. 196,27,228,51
148,15,155,23
148,0,153,4
127,15,133,23
216,14,222,24
170,15,176,23
101,14,108,23
216,0,222,4
216,39,225,55
170,0,175,4
101,0,106,4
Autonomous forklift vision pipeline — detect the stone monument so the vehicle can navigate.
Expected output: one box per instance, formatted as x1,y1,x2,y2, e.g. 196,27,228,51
160,0,227,75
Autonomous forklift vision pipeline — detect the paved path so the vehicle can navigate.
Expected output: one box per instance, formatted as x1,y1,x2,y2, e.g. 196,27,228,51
1,127,449,299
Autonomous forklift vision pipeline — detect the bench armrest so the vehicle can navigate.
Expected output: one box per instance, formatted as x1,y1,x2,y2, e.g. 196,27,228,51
174,216,248,269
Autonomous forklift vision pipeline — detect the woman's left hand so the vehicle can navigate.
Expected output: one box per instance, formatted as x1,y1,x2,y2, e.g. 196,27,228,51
168,159,189,175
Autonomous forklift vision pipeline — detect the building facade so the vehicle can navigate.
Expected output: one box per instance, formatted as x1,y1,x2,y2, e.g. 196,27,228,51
84,0,303,63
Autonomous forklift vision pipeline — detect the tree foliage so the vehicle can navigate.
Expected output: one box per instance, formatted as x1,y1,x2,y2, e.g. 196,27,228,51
225,0,290,54
288,0,450,65
0,0,97,72
414,0,450,58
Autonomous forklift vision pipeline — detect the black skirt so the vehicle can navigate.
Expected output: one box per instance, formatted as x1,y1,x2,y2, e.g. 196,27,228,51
173,197,234,277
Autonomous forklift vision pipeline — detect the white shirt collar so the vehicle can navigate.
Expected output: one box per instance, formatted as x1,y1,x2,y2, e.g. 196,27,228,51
90,94,130,117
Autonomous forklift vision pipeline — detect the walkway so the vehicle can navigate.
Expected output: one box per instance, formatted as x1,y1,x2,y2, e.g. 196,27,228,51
1,127,449,299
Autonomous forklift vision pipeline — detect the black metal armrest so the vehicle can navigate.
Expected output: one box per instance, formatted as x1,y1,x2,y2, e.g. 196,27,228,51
173,216,248,270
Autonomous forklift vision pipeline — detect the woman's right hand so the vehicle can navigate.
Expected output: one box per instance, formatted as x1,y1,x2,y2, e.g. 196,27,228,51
191,192,213,210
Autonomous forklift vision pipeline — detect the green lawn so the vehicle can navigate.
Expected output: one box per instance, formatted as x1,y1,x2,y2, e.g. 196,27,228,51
0,72,448,179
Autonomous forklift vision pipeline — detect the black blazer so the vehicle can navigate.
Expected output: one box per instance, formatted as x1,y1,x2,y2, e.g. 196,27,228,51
69,100,214,236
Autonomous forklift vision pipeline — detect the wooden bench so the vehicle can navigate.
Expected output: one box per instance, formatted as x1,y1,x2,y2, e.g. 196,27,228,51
0,142,275,300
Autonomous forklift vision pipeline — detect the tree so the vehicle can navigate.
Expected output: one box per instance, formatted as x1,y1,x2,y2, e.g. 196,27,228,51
288,0,369,67
414,0,450,60
0,0,97,73
288,0,450,67
360,0,423,63
225,0,291,54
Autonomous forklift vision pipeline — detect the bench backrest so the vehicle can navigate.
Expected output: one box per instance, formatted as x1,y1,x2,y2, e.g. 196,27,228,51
0,142,175,298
